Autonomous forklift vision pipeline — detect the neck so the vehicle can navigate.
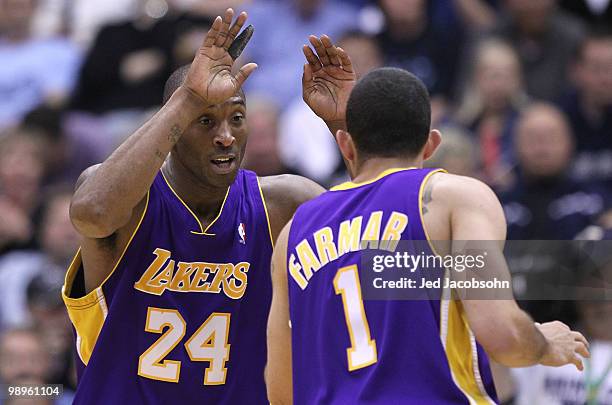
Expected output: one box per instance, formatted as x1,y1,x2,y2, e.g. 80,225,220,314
351,156,422,183
388,20,426,41
163,155,229,224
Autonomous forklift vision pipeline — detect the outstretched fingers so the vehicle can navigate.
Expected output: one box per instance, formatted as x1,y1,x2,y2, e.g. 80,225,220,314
321,35,340,66
309,35,331,66
303,45,322,71
234,63,258,88
203,16,223,48
224,11,247,49
336,47,354,74
215,8,235,47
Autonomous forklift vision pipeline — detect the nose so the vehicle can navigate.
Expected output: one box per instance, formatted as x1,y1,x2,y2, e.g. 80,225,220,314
213,122,235,148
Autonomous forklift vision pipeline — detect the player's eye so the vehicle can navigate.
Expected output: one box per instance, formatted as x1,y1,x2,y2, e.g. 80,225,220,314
199,117,213,126
232,113,245,123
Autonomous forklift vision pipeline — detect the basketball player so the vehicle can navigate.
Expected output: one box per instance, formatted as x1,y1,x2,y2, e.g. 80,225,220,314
266,39,591,404
61,9,327,404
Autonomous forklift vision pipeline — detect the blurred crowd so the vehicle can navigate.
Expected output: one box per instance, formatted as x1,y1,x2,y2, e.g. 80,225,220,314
0,0,611,404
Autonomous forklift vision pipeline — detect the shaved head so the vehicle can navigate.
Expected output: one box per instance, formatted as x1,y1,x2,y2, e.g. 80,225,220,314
163,65,245,105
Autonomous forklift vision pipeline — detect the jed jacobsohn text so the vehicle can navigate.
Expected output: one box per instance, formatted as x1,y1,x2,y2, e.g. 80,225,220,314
372,251,487,273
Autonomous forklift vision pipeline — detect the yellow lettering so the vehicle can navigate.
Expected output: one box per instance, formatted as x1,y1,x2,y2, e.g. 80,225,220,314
361,211,383,250
338,216,363,256
190,263,216,292
380,212,408,251
168,262,197,291
289,253,307,290
223,262,249,299
208,264,231,293
296,240,321,280
313,227,338,266
134,248,172,295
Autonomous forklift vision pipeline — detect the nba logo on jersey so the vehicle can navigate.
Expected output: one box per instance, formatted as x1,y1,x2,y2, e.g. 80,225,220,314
238,222,246,244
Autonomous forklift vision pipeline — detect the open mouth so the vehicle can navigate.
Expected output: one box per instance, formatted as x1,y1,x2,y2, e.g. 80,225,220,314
210,156,236,173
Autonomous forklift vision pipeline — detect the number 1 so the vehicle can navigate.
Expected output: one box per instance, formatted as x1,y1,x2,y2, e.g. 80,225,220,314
333,265,377,371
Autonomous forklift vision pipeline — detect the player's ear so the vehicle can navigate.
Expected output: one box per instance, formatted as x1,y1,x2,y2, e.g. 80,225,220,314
422,129,442,161
336,129,358,174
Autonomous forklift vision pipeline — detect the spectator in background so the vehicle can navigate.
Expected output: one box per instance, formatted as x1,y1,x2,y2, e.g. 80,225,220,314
0,128,45,253
0,327,73,405
375,0,464,119
424,125,479,177
242,95,293,177
454,38,527,187
0,0,81,130
69,0,178,113
244,0,358,107
0,187,78,329
501,103,608,240
26,272,75,390
487,0,585,101
279,30,382,186
560,28,612,188
22,107,99,187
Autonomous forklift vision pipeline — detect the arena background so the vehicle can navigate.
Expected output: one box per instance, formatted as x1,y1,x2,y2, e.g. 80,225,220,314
0,0,611,404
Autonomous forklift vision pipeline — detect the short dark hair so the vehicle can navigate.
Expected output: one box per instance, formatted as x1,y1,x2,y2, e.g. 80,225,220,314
163,64,246,104
346,67,431,158
163,65,191,104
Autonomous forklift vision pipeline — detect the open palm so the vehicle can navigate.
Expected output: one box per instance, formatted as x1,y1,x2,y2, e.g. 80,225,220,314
183,9,257,105
302,35,356,123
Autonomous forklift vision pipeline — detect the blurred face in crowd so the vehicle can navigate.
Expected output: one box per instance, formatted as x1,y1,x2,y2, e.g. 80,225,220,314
504,0,555,35
0,133,44,209
0,330,50,385
294,0,324,19
379,0,426,28
338,35,383,79
41,193,80,264
425,129,478,177
242,99,283,176
475,41,523,112
0,0,37,38
515,104,573,178
574,37,612,107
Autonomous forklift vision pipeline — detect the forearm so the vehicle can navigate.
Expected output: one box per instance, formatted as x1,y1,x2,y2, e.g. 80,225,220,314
71,87,204,237
486,308,548,367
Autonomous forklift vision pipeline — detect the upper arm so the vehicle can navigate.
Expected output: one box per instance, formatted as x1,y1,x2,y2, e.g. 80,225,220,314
440,176,526,354
261,175,325,242
71,164,148,294
266,220,293,404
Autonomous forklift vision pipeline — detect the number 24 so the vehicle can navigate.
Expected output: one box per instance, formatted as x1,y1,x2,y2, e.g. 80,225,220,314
138,308,231,385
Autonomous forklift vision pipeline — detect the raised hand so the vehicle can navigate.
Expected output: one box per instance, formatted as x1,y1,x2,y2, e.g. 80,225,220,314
302,35,356,124
537,321,590,370
182,8,257,105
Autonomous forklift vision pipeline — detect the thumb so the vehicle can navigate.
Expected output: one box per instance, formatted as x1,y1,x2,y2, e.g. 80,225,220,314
235,62,258,88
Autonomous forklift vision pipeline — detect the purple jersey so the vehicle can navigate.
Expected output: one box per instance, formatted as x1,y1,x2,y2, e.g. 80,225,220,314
62,169,273,404
287,168,499,405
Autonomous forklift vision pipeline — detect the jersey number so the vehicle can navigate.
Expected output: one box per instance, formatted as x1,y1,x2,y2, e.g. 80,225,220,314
333,265,378,371
138,307,230,385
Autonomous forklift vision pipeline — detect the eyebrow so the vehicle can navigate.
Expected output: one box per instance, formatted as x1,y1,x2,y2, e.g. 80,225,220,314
205,98,246,109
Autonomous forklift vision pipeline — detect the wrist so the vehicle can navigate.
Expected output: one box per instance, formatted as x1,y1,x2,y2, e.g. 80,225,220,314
325,119,347,135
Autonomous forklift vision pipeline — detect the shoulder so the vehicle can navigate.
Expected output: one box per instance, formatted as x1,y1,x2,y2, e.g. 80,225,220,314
258,174,325,242
426,172,500,206
259,174,325,210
